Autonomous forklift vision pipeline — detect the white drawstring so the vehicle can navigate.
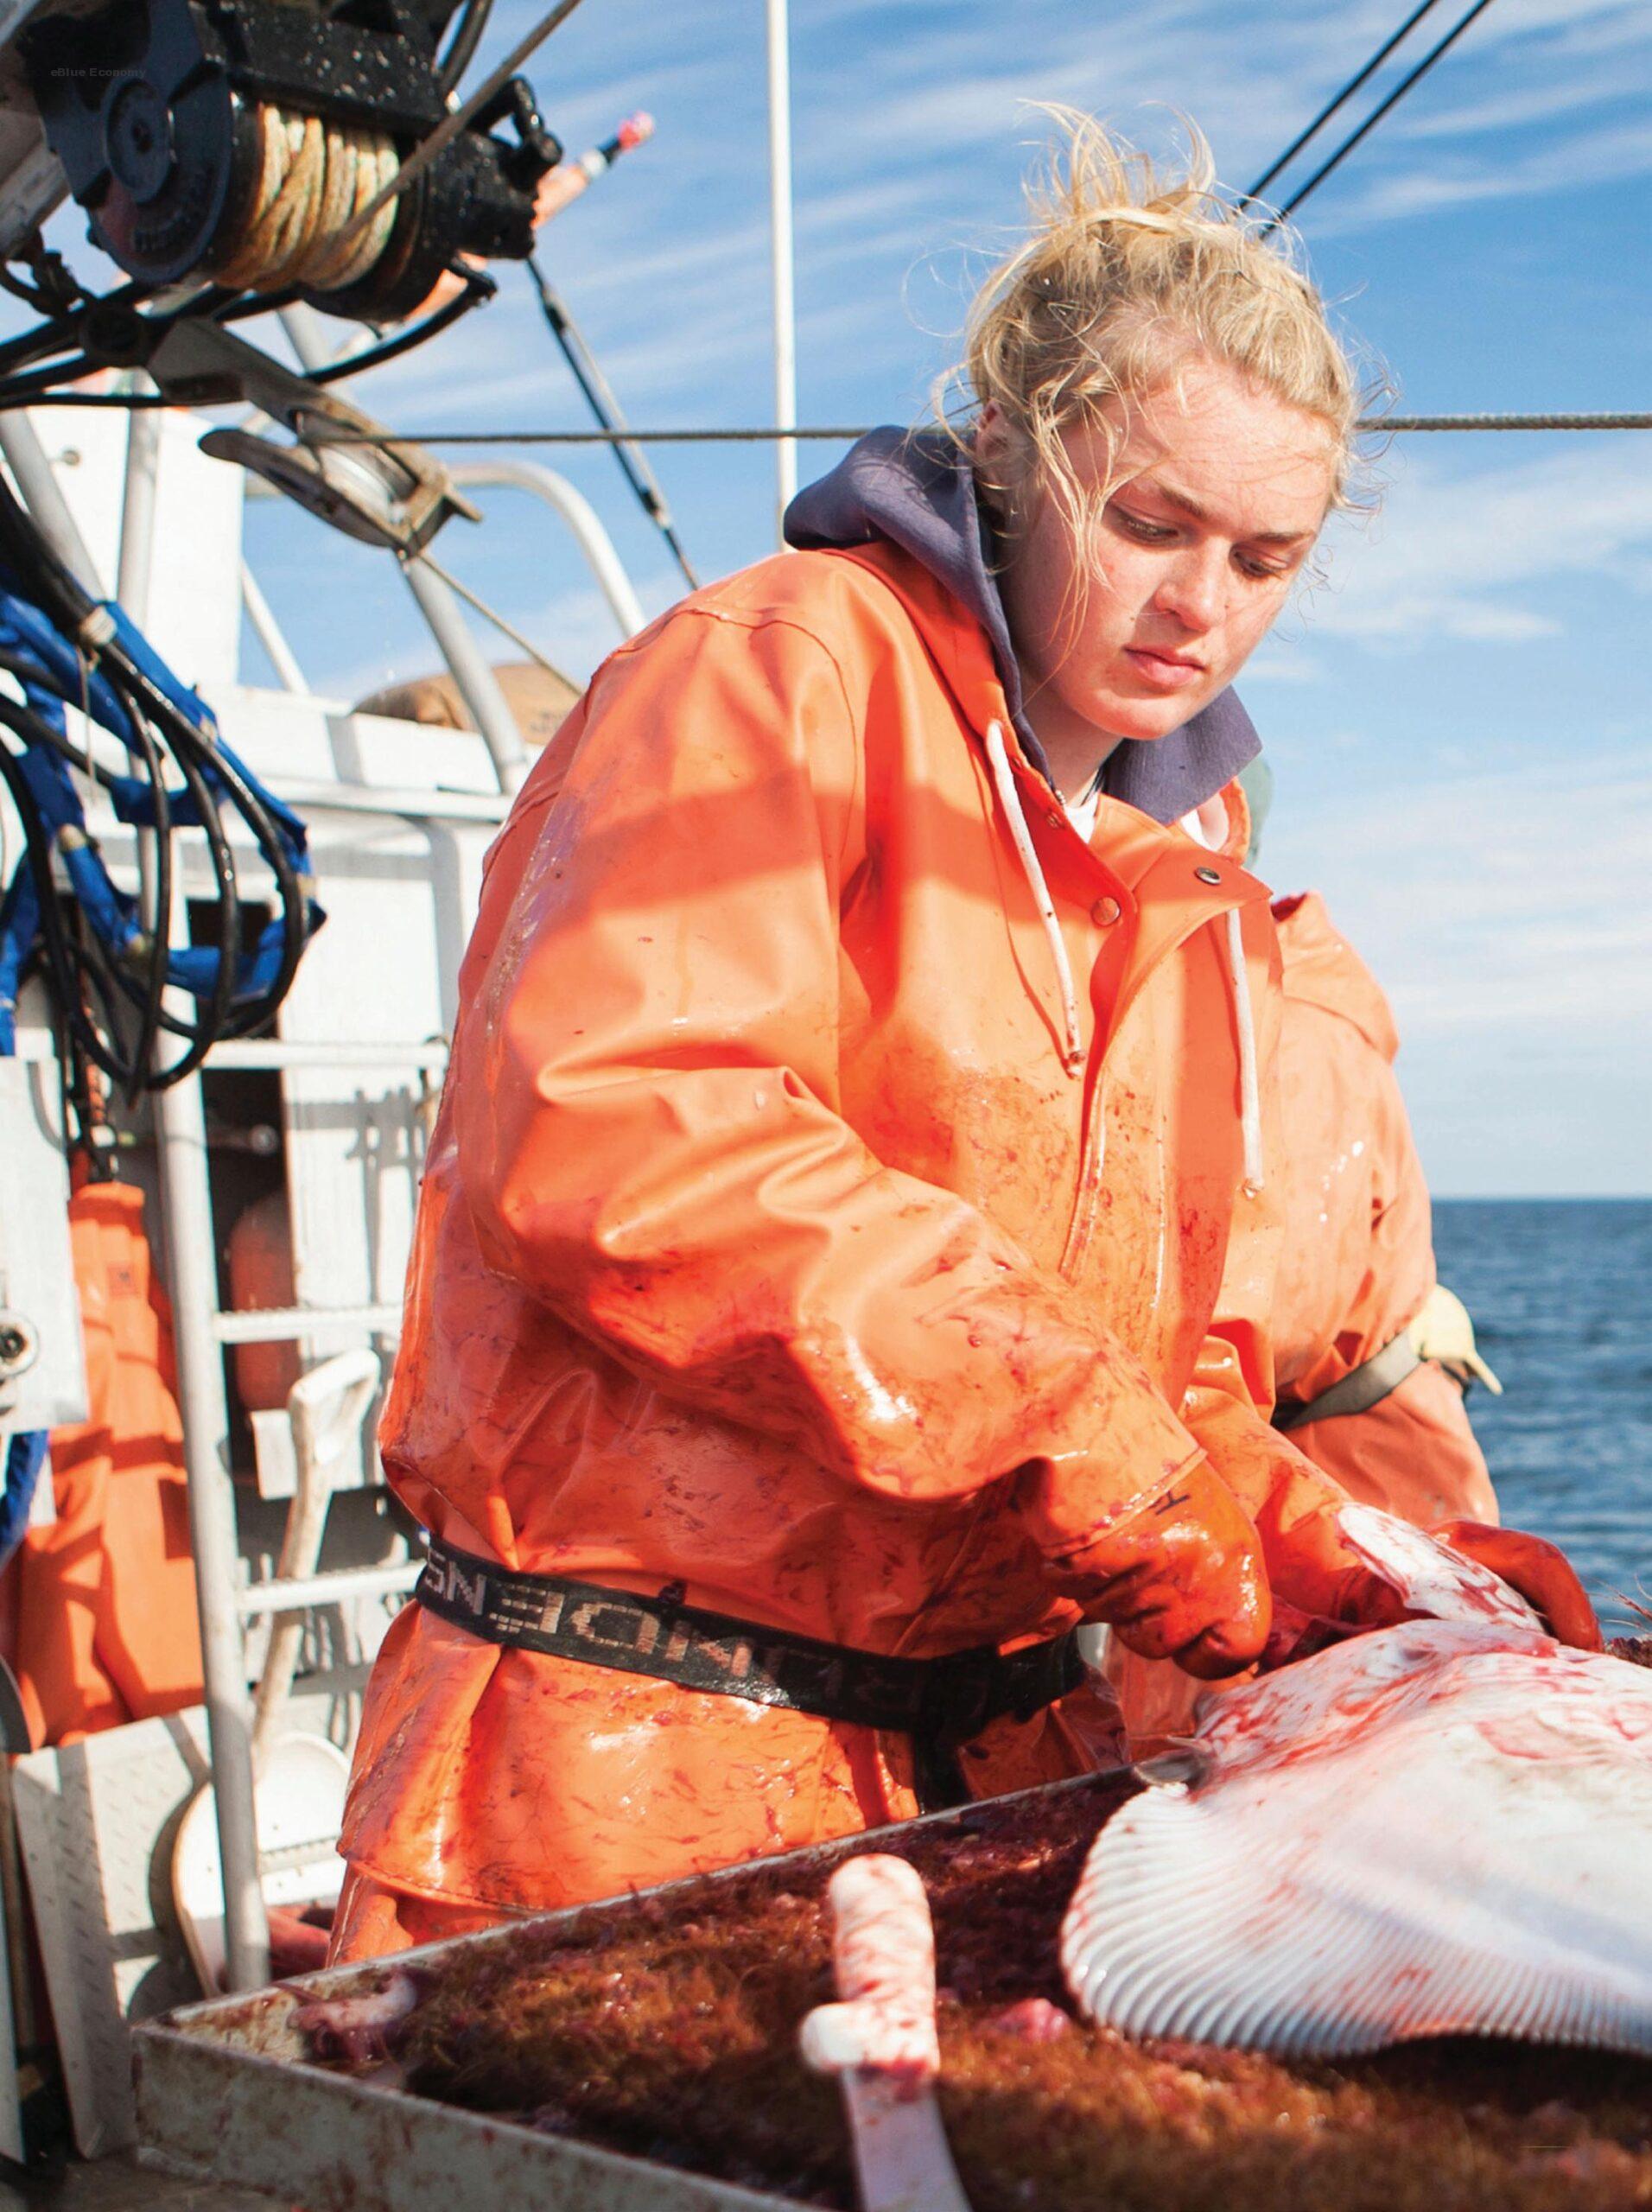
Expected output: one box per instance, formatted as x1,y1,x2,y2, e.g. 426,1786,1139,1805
983,720,1084,1075
1224,906,1265,1193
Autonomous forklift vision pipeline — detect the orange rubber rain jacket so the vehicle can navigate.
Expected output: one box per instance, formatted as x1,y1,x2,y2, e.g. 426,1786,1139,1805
1270,892,1496,1525
3,1178,204,1746
340,541,1306,1932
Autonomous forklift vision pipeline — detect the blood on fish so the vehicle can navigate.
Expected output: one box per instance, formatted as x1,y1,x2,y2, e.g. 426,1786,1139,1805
989,1997,1071,2042
1064,1509,1652,2060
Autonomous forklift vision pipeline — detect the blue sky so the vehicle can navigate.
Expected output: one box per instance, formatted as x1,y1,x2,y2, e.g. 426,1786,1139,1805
27,0,1652,1190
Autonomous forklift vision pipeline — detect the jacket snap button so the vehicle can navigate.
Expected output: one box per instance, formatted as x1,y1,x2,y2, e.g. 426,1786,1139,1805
1194,865,1222,885
1090,895,1121,925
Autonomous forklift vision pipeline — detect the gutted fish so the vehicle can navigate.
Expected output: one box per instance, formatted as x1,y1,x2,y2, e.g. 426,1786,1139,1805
1061,1506,1652,2058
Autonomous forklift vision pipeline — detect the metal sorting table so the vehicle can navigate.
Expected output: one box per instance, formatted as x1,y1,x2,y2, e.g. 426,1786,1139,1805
134,1908,803,2212
134,1781,1107,2212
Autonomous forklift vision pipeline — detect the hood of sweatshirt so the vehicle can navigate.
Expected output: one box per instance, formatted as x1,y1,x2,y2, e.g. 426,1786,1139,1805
784,427,1261,824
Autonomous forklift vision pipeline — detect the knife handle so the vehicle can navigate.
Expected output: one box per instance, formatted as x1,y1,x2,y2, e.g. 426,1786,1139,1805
800,1855,940,2081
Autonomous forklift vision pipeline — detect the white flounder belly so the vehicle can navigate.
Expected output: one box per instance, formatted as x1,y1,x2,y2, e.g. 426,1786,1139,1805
1061,1513,1652,2058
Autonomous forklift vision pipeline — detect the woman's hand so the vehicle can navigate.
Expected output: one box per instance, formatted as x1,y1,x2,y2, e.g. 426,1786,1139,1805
1045,1460,1273,1681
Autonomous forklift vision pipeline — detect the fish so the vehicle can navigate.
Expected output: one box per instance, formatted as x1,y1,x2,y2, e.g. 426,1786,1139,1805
1060,1503,1652,2059
291,1969,420,2069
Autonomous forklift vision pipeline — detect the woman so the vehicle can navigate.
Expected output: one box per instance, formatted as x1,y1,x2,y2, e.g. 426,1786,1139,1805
332,117,1595,1959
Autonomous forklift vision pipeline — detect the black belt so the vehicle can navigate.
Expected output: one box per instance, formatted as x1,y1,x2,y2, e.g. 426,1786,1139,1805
415,1539,1085,1811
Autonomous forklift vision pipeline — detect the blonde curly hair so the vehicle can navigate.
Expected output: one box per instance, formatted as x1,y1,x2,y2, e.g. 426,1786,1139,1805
944,109,1375,543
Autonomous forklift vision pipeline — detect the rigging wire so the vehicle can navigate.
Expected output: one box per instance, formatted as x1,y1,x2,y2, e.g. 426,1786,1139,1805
524,254,697,587
9,377,1640,439
411,549,581,683
1369,412,1652,432
275,411,1652,447
1240,0,1451,208
1258,0,1503,234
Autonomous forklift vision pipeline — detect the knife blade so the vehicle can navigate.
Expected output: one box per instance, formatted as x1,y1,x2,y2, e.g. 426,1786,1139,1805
840,2066,972,2212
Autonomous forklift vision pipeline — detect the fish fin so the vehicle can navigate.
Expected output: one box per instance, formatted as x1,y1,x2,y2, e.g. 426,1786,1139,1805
1338,1503,1540,1630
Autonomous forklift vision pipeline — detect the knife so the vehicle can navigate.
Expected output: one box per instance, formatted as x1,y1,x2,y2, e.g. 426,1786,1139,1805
799,1854,972,2212
838,2066,972,2212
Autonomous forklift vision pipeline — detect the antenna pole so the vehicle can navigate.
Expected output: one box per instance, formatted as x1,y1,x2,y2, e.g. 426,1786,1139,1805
766,0,798,542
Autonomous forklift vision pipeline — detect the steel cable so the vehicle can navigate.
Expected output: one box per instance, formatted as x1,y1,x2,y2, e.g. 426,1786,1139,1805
273,413,1652,446
1240,0,1452,207
1259,0,1503,233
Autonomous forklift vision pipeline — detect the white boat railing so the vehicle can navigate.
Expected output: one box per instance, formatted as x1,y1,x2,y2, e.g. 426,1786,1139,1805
447,457,645,638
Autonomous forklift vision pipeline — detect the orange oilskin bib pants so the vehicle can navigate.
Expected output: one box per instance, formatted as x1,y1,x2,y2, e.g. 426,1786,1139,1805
3,1176,204,1746
334,542,1358,1957
1268,892,1497,1527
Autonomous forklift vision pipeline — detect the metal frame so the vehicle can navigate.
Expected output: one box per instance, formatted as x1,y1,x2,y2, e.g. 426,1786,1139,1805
447,459,645,638
277,302,529,794
140,2028,794,2212
237,1561,422,1618
766,0,798,537
239,559,309,694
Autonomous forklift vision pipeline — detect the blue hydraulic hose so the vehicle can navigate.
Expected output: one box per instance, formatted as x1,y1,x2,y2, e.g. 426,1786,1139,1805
0,867,47,1567
0,572,323,1020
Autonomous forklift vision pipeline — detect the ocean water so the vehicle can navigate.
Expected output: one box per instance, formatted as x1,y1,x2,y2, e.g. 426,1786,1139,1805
1432,1199,1652,1632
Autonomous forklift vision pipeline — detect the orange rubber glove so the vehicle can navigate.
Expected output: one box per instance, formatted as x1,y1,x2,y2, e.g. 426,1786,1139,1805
1225,1454,1408,1633
1432,1520,1604,1651
1229,1436,1602,1654
1045,1461,1272,1681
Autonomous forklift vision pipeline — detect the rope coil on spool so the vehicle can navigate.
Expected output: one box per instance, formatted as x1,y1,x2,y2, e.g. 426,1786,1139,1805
22,0,564,319
213,104,402,295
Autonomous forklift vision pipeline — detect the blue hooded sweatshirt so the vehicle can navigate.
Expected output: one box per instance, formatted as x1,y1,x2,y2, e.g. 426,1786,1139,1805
784,428,1260,826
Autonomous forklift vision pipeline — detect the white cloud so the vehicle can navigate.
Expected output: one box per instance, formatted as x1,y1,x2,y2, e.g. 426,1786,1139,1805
1239,647,1326,684
1393,60,1652,141
1261,749,1652,1191
1302,444,1652,645
1269,752,1652,1038
1344,119,1652,225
